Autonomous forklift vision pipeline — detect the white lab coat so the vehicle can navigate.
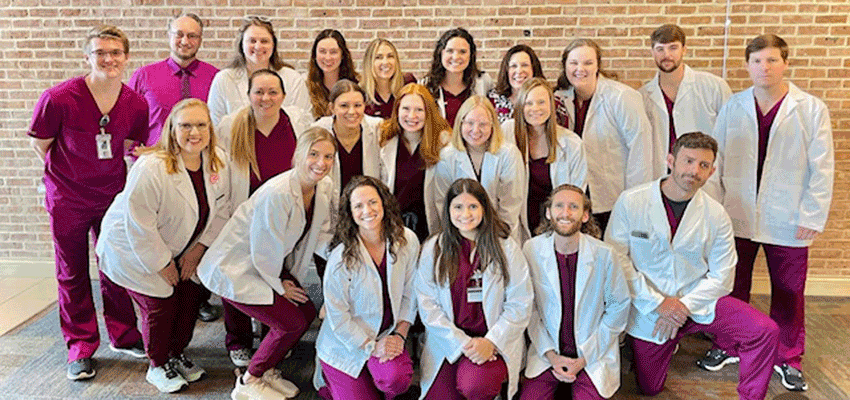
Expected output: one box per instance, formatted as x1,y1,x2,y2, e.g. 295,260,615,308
207,66,311,127
604,179,737,344
96,148,231,298
314,228,420,384
639,65,732,178
423,73,493,126
554,76,654,213
216,105,311,209
707,82,834,247
311,115,383,200
416,235,533,399
523,232,630,399
501,120,588,240
378,135,440,239
197,168,333,305
431,141,525,243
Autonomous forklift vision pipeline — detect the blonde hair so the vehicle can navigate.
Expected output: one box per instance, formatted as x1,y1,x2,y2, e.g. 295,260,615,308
145,99,224,174
450,95,503,154
293,126,337,170
513,78,559,164
378,83,449,168
84,25,130,54
361,38,406,106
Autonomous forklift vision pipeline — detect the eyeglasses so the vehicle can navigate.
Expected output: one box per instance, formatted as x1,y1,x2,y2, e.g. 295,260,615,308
171,31,201,41
90,49,125,59
177,122,209,133
461,119,492,131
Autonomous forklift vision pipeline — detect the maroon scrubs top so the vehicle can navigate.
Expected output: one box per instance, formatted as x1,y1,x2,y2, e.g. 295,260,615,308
557,250,579,358
755,95,786,191
444,87,471,128
28,76,150,212
375,254,394,333
394,140,428,241
365,73,417,118
181,166,209,257
527,157,552,234
662,88,677,154
335,135,364,192
572,96,592,138
249,110,297,194
451,238,488,337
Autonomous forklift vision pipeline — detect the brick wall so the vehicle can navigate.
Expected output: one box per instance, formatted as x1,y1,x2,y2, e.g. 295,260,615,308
0,1,847,281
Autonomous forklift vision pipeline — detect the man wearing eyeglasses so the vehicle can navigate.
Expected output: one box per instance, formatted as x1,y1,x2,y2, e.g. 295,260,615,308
129,13,219,146
129,13,222,323
28,25,150,381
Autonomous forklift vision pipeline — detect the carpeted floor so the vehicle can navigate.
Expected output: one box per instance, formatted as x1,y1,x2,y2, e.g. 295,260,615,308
0,281,847,399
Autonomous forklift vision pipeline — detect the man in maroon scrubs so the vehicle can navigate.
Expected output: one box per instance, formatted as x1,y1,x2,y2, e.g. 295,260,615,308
28,25,149,381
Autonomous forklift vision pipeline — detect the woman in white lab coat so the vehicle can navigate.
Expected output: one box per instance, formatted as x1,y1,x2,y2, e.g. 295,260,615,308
378,83,451,242
197,126,336,400
215,68,310,367
96,99,230,393
311,79,383,195
501,78,587,240
422,27,493,128
416,178,533,400
207,16,309,126
314,176,420,400
520,184,630,400
553,38,653,231
432,95,525,243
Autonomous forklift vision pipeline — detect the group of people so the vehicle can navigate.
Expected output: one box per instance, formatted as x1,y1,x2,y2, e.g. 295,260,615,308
27,11,833,400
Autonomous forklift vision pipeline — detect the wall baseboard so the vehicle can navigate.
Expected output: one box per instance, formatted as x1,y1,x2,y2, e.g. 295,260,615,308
2,258,848,297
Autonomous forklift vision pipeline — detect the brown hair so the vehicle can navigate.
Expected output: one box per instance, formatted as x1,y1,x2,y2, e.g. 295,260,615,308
434,178,510,286
535,184,601,239
229,69,285,179
745,34,789,62
556,38,616,91
329,176,407,271
145,99,224,175
378,83,450,168
512,78,559,163
227,17,287,71
671,131,718,159
424,28,483,99
494,44,545,98
650,24,687,47
84,25,130,54
307,29,358,119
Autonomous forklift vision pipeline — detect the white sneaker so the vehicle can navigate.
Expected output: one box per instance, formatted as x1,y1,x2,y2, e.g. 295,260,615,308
230,348,254,367
231,375,287,400
170,353,206,382
262,368,299,398
146,361,188,393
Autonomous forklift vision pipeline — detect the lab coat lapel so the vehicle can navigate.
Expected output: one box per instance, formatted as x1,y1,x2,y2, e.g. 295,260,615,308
767,83,801,146
574,234,594,314
480,151,498,188
672,189,703,248
381,136,399,192
541,233,563,341
646,73,667,110
675,65,696,103
649,179,672,243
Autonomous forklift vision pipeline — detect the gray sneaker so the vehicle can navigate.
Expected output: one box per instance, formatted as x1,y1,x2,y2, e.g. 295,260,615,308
774,364,808,391
695,349,740,372
146,360,188,393
170,353,206,382
67,358,96,380
109,340,146,358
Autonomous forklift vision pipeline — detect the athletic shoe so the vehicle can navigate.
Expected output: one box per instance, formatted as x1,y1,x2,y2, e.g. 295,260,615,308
231,375,286,400
67,358,96,380
262,368,299,398
109,340,146,358
171,353,206,382
146,361,188,393
696,349,740,371
774,364,808,391
230,348,254,367
198,301,222,322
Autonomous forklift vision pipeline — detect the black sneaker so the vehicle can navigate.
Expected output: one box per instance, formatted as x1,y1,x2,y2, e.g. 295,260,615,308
696,349,740,372
774,364,808,391
197,301,222,322
109,339,146,358
67,358,96,380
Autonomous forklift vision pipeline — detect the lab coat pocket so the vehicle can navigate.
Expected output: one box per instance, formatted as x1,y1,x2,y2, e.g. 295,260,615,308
630,234,663,267
764,184,799,226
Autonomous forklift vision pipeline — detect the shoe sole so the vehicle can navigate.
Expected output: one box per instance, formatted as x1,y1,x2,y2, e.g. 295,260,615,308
147,375,188,393
109,344,147,359
231,358,250,367
773,365,808,391
67,369,96,380
182,370,207,383
696,356,740,372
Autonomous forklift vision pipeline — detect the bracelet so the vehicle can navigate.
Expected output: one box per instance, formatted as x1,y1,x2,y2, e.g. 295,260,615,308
390,331,407,343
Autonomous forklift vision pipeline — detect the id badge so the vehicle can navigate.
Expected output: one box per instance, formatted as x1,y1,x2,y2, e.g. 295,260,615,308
96,132,112,159
467,269,483,303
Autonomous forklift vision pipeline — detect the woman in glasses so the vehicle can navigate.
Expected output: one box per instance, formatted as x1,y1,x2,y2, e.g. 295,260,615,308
423,28,493,128
215,68,310,368
198,126,337,400
487,44,545,124
208,16,310,126
432,96,525,243
306,29,359,120
96,99,230,393
361,38,417,119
